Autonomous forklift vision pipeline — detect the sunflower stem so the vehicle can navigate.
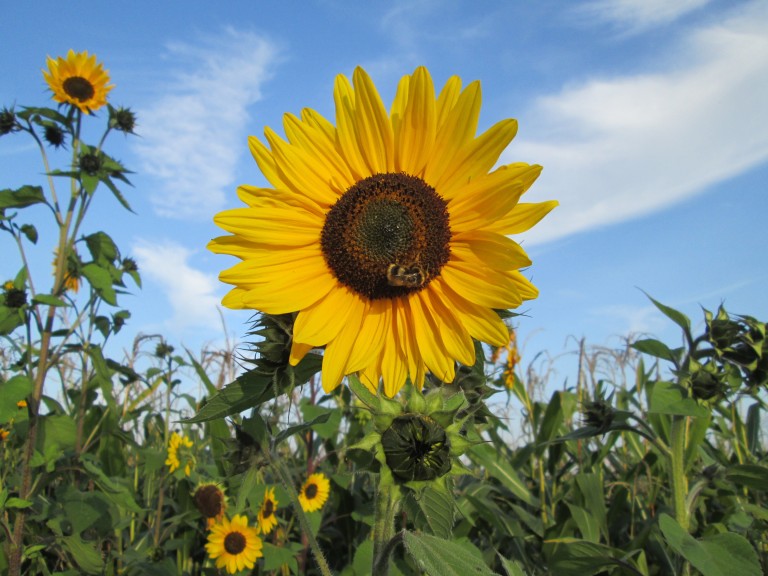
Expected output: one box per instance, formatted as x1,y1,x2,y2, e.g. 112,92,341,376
268,449,333,576
372,480,402,576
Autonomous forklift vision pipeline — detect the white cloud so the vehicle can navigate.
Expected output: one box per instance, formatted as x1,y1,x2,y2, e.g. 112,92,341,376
133,240,222,332
514,2,768,244
133,29,278,220
579,0,712,31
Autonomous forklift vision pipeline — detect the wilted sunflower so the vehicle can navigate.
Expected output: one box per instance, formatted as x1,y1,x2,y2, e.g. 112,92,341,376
43,50,113,114
298,472,330,513
256,487,279,535
205,514,263,574
210,66,556,397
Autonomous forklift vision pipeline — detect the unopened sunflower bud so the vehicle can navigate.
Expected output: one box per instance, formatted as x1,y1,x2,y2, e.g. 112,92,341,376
582,399,615,433
193,483,226,524
44,124,66,148
4,286,27,309
0,107,17,136
110,105,137,134
79,152,102,176
381,414,451,483
690,365,724,402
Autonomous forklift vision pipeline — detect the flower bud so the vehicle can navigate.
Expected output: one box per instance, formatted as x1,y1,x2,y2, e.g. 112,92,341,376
381,414,451,483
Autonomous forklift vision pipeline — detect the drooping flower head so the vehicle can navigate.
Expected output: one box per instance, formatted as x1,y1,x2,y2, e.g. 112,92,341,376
205,514,263,574
209,66,556,397
193,482,227,527
43,50,113,114
256,487,279,535
298,472,330,512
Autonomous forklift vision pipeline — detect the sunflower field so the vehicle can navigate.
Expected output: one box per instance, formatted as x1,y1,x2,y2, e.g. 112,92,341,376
1,52,766,576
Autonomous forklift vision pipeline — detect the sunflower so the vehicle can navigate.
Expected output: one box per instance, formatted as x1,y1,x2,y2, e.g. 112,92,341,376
209,66,556,397
43,50,113,114
256,487,279,535
165,431,195,476
0,428,9,442
193,482,227,527
205,514,263,574
298,472,330,513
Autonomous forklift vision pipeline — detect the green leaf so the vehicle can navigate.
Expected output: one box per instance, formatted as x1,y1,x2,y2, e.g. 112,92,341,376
300,403,341,439
642,292,691,334
415,484,456,539
261,542,299,572
20,224,38,244
498,555,527,576
0,375,33,424
469,443,538,507
81,263,117,305
402,532,496,576
4,497,33,509
353,539,374,576
649,381,709,417
102,175,135,212
566,504,600,543
31,293,68,307
61,535,104,575
659,513,762,576
84,231,119,265
726,464,768,491
0,186,46,209
544,539,622,576
632,338,679,363
273,413,331,446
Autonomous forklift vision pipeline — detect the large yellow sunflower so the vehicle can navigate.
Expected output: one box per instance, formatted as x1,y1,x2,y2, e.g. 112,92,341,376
298,472,331,513
205,514,263,574
43,50,113,114
209,66,556,397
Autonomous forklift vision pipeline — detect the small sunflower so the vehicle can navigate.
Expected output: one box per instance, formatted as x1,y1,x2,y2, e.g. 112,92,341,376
298,472,330,513
43,50,113,114
256,487,279,535
205,514,263,574
165,431,195,476
193,482,227,527
210,66,556,397
0,428,9,442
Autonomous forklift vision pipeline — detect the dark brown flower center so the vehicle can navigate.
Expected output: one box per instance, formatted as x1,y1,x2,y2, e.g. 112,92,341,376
304,483,318,499
262,500,274,518
321,173,451,300
224,531,246,555
63,76,96,102
193,485,224,518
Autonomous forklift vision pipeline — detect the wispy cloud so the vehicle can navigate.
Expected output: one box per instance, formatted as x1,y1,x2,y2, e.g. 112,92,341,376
133,28,278,220
578,0,712,32
514,2,768,244
133,239,222,333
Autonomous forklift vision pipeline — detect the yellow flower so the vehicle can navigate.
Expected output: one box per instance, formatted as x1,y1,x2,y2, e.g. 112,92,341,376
0,428,9,442
165,432,195,476
210,66,556,397
298,472,330,513
17,400,27,409
52,249,80,294
43,50,113,114
2,281,13,291
205,514,263,574
502,328,521,389
256,487,279,535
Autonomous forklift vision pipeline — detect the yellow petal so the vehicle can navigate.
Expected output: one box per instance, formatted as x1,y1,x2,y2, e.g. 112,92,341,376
424,81,481,187
248,136,286,189
334,74,369,180
238,268,336,315
289,341,315,366
431,279,509,346
293,284,359,345
394,66,436,176
347,299,388,373
488,200,559,235
409,295,455,382
214,207,321,246
437,118,518,198
435,75,462,132
321,295,367,391
441,260,523,309
353,67,394,174
419,288,475,366
450,231,532,271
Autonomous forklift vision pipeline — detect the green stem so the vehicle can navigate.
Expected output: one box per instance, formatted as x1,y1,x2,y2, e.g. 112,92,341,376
669,415,689,532
372,481,402,576
269,452,333,576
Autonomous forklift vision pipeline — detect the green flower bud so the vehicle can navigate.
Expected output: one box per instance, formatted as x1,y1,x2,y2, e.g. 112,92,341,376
0,107,17,136
79,152,102,176
381,414,451,483
44,124,66,148
582,399,615,433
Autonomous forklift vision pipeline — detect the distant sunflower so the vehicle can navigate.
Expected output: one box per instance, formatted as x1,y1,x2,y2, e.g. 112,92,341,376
0,428,9,442
256,487,279,535
165,432,195,476
205,514,262,574
210,66,556,397
43,50,113,114
298,473,330,513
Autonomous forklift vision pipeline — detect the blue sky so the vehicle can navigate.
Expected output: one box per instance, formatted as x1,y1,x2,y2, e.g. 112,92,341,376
3,0,768,389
